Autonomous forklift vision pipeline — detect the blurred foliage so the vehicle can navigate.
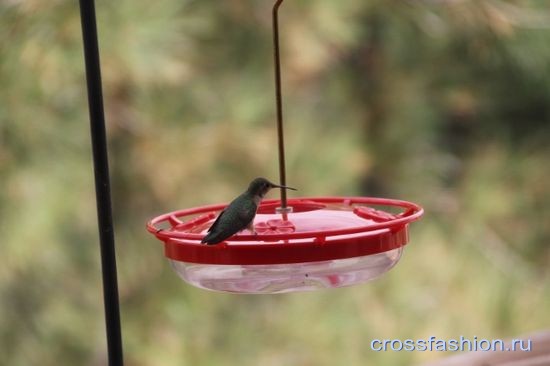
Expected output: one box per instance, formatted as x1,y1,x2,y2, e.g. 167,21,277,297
1,0,550,365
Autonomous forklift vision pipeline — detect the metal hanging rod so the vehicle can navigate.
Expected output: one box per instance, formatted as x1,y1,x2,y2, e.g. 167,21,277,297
273,0,290,210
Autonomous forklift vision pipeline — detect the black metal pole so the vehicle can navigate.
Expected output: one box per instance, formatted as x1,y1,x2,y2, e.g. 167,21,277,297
78,1,124,365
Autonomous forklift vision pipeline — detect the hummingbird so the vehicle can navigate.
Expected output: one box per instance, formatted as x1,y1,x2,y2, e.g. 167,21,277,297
201,177,297,245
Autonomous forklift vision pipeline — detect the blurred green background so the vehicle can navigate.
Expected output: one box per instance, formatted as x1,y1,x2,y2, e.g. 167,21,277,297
1,0,549,365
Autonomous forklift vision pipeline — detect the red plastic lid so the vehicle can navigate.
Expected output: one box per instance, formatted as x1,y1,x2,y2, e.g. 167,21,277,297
146,197,423,265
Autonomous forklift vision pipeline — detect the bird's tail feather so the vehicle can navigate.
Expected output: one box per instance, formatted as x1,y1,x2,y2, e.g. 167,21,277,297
201,232,220,245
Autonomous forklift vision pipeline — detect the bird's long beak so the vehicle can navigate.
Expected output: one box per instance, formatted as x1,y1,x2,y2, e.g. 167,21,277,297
272,183,297,191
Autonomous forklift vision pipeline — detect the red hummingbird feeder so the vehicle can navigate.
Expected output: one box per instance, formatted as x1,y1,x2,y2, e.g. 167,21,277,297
147,0,423,293
147,197,422,293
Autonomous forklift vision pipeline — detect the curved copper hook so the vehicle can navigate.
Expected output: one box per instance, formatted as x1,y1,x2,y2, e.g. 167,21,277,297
272,0,289,210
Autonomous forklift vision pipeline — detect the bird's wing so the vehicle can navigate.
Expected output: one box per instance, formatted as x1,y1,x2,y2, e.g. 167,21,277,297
238,199,258,225
201,198,258,244
207,209,226,233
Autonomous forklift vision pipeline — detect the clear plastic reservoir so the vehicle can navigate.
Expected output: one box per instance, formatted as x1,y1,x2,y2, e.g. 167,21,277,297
170,248,402,294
